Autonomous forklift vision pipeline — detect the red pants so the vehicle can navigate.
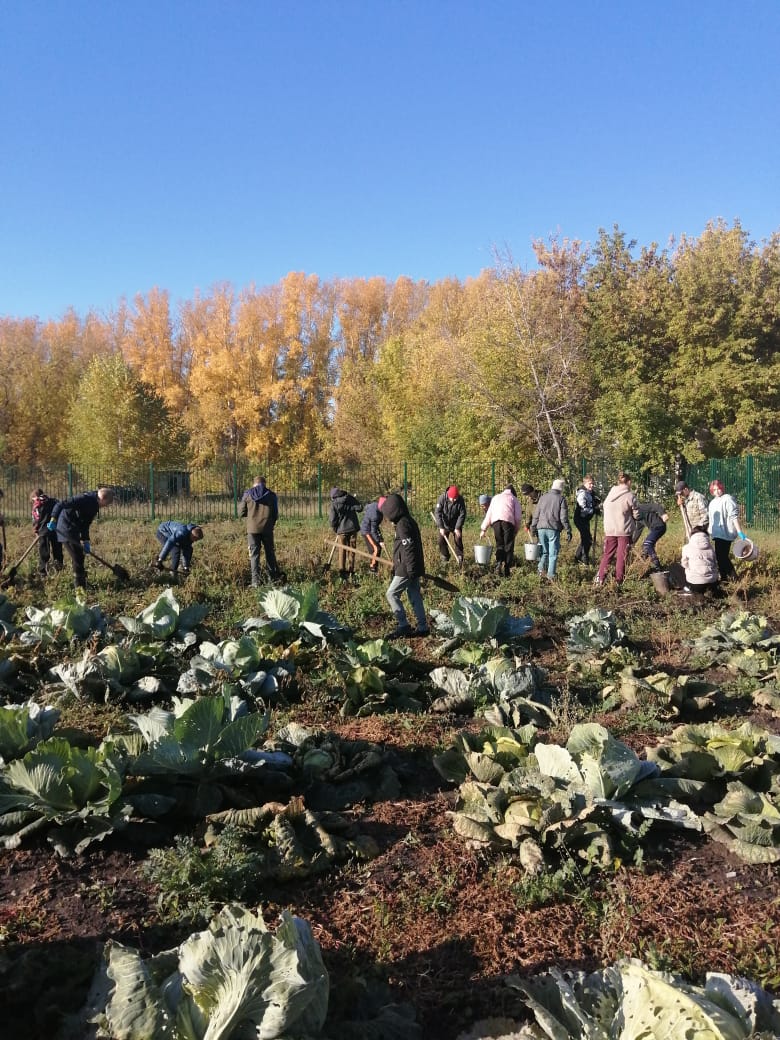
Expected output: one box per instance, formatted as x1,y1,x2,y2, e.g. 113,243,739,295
597,535,631,584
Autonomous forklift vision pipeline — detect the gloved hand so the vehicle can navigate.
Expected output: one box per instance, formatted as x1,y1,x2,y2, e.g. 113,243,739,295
47,519,57,531
83,540,91,554
566,531,573,542
153,559,164,571
738,531,747,540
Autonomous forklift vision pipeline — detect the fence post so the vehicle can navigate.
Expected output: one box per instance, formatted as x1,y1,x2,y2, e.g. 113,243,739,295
317,462,322,519
745,455,754,525
67,462,73,497
491,460,496,497
149,463,155,522
403,461,408,502
233,463,238,519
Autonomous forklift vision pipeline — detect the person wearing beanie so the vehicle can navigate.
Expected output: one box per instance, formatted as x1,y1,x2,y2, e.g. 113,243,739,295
675,480,708,533
328,487,363,579
433,484,466,567
478,493,491,515
707,479,746,581
360,495,387,573
480,485,522,577
595,472,640,587
530,479,572,581
573,474,601,566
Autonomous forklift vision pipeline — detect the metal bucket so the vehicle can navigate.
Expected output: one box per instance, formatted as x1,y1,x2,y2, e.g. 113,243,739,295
474,543,493,565
650,570,671,596
524,543,542,562
732,538,759,561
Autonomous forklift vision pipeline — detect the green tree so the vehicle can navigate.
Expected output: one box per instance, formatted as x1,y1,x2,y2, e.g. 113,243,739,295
66,355,186,474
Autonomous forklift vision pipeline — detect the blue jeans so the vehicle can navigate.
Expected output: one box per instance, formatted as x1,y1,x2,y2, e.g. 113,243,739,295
386,575,427,630
537,529,561,577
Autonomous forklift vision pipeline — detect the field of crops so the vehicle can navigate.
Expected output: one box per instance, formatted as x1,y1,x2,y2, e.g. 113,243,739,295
1,516,780,1040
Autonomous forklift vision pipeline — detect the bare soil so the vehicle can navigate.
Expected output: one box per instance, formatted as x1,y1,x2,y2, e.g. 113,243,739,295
2,564,780,1039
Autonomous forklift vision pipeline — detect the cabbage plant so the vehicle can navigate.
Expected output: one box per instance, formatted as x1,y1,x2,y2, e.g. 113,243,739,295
0,701,59,765
566,608,625,656
19,600,107,646
430,596,533,642
507,957,780,1039
0,736,129,854
118,587,209,643
91,905,329,1040
242,584,348,646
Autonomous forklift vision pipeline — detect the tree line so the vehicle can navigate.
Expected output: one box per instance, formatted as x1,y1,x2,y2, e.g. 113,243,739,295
1,219,778,477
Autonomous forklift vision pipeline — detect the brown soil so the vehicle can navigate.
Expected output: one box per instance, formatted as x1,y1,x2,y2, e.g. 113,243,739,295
2,589,780,1040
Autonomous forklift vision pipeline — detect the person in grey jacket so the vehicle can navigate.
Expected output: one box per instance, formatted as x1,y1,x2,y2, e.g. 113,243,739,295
530,479,572,581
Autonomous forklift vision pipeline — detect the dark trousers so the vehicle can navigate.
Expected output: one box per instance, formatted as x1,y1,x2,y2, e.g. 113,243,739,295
713,538,737,581
62,540,86,588
492,520,517,576
438,529,464,563
249,529,279,583
574,517,593,563
641,523,667,569
38,530,63,574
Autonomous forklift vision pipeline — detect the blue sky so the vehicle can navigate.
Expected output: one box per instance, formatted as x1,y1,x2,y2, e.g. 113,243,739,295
1,0,778,321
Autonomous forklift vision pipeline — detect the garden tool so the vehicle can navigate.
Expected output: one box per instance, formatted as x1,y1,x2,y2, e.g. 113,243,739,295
320,538,338,575
89,549,131,581
325,540,459,592
0,534,41,588
430,511,462,568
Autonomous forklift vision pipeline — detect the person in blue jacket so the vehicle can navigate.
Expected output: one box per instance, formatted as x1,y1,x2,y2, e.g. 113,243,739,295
360,495,386,572
154,521,204,576
48,487,114,588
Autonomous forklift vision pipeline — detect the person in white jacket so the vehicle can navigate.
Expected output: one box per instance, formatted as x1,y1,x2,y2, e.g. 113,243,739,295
681,526,720,594
707,479,746,581
480,485,522,577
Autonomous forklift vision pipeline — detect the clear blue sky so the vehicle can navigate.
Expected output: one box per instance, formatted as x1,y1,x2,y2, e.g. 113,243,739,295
1,0,778,321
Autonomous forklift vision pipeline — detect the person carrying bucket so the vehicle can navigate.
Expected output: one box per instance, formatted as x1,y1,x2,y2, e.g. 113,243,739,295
707,480,747,581
480,485,522,577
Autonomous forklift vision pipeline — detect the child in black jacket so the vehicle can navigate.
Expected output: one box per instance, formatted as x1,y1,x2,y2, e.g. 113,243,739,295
379,493,429,639
328,487,363,577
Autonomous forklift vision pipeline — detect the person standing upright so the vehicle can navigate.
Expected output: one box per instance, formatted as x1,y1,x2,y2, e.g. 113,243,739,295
675,480,709,532
31,488,63,575
707,479,746,581
595,473,640,587
328,487,363,578
49,487,114,589
573,474,600,565
240,476,281,586
530,479,572,581
380,493,429,639
480,485,522,577
434,485,466,567
360,495,386,572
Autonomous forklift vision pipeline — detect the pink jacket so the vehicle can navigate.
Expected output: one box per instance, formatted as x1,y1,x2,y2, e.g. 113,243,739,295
480,489,522,535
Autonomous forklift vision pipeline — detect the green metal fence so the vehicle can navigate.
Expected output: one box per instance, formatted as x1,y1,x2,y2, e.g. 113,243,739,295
1,454,777,530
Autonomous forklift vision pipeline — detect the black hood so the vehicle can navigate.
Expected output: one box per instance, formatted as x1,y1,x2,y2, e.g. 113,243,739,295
380,493,408,523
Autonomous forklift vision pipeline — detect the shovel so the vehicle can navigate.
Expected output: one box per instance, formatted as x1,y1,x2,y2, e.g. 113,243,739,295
89,549,131,581
430,511,462,568
320,538,338,575
325,541,459,593
0,534,41,588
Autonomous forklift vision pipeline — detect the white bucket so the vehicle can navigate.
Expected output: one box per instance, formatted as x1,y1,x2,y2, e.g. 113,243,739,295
524,543,543,562
474,543,493,566
732,538,759,561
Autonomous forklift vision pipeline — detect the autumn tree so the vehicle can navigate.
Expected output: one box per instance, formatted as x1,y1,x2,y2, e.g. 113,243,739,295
118,288,190,415
66,355,186,475
460,241,592,473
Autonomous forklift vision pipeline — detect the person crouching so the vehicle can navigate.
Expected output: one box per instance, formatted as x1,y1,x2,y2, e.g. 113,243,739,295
154,521,203,577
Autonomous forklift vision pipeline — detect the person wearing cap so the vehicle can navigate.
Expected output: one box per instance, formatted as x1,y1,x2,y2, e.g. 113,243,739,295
573,474,600,565
480,485,522,577
675,479,708,534
530,478,572,581
707,479,746,581
360,495,387,573
433,485,466,567
594,472,640,587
